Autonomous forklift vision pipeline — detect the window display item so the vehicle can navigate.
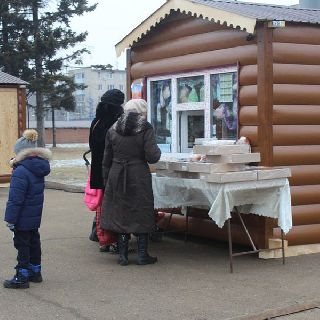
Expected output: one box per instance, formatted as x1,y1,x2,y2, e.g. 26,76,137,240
177,76,204,103
150,79,172,148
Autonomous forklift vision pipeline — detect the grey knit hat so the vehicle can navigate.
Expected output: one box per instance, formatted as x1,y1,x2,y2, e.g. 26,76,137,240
14,129,38,155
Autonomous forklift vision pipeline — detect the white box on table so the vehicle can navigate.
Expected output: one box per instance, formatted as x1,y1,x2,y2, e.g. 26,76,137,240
167,161,189,172
205,153,261,164
193,144,250,155
156,169,200,179
155,161,168,170
188,162,246,173
256,167,291,180
200,170,257,183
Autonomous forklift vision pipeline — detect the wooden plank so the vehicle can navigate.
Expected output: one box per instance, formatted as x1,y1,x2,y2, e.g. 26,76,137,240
0,88,18,177
131,30,252,64
273,125,320,146
126,48,132,100
273,42,320,65
257,21,273,167
18,88,27,136
273,105,320,125
259,243,320,259
131,44,257,79
273,145,320,166
273,84,320,105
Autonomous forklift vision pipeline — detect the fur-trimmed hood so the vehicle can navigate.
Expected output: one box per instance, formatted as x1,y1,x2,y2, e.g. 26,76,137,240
15,147,52,162
14,148,51,178
114,112,152,136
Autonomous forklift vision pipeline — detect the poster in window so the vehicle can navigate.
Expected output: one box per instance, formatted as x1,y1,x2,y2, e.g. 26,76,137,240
150,80,172,151
177,76,204,103
211,72,238,140
131,79,143,99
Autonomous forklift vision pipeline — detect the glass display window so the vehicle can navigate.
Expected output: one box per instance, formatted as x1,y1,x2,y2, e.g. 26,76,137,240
177,76,205,104
147,66,238,153
150,79,172,151
211,72,238,140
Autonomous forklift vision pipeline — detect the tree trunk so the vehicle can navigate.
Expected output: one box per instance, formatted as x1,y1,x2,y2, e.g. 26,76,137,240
51,105,56,147
33,1,45,147
1,1,12,74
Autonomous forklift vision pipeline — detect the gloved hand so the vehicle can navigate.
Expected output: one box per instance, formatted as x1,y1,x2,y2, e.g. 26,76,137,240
6,223,15,232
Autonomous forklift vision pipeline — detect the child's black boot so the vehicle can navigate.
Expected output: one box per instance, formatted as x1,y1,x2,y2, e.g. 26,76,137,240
3,268,30,289
29,264,43,283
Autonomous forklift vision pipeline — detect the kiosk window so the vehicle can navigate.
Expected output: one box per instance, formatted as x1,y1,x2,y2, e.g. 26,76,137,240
211,72,238,140
150,80,172,150
177,76,205,103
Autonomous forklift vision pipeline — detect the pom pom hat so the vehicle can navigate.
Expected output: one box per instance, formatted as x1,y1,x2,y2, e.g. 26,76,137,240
14,129,38,155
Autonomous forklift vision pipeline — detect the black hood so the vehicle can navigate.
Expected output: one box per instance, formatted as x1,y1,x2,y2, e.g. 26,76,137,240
114,112,152,136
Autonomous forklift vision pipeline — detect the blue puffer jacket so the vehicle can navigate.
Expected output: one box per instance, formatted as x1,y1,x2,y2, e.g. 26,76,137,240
5,148,51,231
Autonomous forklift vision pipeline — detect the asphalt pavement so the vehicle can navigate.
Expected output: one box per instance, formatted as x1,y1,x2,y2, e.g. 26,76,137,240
0,187,319,320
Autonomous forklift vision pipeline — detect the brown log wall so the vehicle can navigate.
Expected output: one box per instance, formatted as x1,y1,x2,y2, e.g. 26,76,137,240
240,64,320,85
271,25,320,245
131,16,320,245
131,30,253,64
131,44,257,79
135,14,229,47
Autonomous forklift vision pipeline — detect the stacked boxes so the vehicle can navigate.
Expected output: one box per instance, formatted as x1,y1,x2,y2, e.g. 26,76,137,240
155,142,291,183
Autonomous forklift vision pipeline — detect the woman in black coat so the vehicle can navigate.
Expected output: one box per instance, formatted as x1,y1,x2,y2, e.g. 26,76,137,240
89,89,124,189
88,89,124,250
101,99,161,266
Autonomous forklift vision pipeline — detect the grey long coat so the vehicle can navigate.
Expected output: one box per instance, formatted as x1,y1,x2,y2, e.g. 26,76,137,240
100,112,161,234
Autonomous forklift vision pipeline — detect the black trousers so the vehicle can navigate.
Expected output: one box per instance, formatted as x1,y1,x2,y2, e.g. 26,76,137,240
13,229,41,270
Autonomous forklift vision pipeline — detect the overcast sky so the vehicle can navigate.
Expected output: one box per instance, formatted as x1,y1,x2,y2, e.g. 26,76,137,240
70,0,299,70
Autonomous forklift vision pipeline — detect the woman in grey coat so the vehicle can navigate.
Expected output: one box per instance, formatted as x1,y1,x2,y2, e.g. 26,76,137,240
100,99,161,266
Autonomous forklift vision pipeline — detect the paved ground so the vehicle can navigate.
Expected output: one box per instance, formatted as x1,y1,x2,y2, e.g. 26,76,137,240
0,187,319,320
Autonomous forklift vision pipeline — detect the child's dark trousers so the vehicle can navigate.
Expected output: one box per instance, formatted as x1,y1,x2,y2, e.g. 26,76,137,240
13,230,41,270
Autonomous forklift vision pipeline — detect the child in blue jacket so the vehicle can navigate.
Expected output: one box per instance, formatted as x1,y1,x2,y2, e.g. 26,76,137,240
4,129,51,289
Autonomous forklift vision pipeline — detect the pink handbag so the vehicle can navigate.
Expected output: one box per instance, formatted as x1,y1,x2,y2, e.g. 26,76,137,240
84,171,103,211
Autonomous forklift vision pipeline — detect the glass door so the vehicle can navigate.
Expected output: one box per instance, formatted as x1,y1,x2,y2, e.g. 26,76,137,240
179,110,204,153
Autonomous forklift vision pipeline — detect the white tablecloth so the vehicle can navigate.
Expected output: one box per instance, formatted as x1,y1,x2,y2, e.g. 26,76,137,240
152,175,292,234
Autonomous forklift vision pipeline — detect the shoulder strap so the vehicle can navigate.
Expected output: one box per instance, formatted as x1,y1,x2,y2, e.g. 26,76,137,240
92,119,100,132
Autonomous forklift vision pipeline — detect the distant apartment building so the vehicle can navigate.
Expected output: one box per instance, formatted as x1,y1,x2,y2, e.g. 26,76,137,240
27,66,127,143
66,66,126,121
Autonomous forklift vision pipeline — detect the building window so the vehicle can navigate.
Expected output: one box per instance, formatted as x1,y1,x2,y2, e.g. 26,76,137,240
119,84,124,91
106,72,113,79
147,66,238,153
177,75,204,103
75,94,85,102
76,73,84,79
211,72,238,140
150,79,172,152
98,84,103,90
74,73,85,84
107,84,114,90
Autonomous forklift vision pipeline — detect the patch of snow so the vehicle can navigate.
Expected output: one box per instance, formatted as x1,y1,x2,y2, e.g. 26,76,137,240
46,143,89,149
51,159,86,168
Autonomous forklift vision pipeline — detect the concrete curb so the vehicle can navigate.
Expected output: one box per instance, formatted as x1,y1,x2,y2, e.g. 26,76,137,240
45,181,84,193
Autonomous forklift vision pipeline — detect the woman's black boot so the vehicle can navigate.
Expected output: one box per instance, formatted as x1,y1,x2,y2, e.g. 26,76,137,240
118,234,129,266
137,233,158,265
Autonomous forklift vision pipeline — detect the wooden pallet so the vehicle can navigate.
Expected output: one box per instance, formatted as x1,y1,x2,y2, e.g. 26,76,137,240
259,238,320,259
